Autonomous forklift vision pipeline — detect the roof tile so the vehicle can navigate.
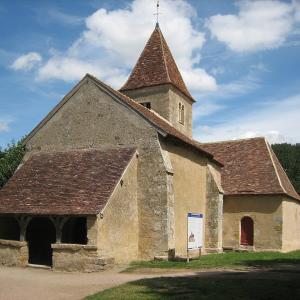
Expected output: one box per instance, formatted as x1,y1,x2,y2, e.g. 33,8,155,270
201,137,300,200
0,147,136,215
120,25,194,101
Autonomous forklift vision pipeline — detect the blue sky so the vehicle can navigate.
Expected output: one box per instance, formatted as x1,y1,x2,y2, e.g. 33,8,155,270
1,0,300,148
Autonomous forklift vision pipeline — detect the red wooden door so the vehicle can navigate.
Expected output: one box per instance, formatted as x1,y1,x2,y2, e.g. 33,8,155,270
240,216,254,246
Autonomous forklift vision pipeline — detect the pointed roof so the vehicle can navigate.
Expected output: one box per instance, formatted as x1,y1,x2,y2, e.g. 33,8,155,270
120,24,194,101
201,137,300,201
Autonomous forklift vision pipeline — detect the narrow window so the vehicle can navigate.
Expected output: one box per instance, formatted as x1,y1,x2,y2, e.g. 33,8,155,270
181,105,185,125
141,102,151,109
179,103,182,123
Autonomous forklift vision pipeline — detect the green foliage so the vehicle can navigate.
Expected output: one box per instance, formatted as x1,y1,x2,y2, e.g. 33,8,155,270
0,140,25,188
272,143,300,194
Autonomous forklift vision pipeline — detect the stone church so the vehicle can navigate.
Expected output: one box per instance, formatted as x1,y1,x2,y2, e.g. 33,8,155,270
0,24,299,271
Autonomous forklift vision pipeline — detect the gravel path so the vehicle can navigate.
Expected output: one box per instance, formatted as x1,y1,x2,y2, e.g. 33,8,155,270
0,266,199,300
1,265,298,300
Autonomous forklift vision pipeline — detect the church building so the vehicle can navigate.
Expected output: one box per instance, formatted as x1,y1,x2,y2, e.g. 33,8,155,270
0,24,299,272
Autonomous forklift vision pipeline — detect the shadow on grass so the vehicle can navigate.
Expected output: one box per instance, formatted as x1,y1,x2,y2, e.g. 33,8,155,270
87,269,300,300
234,257,300,268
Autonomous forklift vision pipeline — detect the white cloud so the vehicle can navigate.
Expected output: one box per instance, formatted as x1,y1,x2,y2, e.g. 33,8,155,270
194,93,300,144
11,52,42,71
294,0,300,22
196,73,261,101
28,0,216,91
207,0,299,52
0,120,9,132
47,9,83,26
193,102,225,118
37,57,102,82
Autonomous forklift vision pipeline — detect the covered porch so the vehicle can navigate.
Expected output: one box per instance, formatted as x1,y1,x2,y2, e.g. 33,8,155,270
0,214,112,271
0,148,137,271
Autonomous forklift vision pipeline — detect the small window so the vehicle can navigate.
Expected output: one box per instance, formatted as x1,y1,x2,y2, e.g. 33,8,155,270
141,102,151,109
179,102,185,125
181,105,185,125
179,103,182,122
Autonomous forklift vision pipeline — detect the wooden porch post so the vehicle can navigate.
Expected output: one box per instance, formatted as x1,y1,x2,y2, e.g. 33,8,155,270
15,215,32,242
50,216,69,243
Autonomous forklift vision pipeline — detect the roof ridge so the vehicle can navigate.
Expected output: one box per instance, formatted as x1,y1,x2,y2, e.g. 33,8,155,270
200,136,266,145
264,138,287,195
265,139,300,200
158,27,171,83
120,29,154,90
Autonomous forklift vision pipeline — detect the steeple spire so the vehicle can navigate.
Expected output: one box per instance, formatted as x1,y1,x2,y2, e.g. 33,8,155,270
154,0,160,27
120,25,194,101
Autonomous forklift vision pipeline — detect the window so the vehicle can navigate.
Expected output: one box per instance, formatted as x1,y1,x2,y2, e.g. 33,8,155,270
141,102,151,109
181,105,185,125
179,103,181,122
179,102,185,125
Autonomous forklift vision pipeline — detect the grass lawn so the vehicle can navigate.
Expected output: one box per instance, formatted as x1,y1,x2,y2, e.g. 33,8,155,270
86,251,300,299
86,274,300,300
125,250,300,271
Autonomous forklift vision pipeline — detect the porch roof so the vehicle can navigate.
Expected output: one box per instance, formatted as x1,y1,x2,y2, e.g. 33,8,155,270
0,147,136,215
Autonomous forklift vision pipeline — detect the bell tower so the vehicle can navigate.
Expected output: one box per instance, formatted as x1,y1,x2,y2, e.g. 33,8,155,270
119,24,195,138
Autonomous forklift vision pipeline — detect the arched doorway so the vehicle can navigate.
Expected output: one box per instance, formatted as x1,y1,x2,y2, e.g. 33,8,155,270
0,216,20,240
26,217,56,266
240,216,254,246
62,217,87,244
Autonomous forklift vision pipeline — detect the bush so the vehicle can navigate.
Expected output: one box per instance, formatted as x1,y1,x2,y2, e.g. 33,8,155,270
0,140,25,188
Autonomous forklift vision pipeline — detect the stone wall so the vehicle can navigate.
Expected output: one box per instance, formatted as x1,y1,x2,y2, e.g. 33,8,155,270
168,87,193,138
205,164,223,252
124,85,170,121
0,239,28,267
223,195,283,251
282,197,300,252
160,137,209,257
123,84,193,137
87,216,98,246
52,243,113,272
25,78,171,260
97,154,139,263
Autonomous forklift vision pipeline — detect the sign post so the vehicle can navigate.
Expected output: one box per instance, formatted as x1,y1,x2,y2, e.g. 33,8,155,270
187,213,203,262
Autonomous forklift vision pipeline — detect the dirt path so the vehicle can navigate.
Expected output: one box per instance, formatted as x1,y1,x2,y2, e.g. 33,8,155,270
1,265,299,300
0,266,200,300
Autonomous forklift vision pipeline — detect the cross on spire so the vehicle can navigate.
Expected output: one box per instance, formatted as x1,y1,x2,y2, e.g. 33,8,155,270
153,0,161,26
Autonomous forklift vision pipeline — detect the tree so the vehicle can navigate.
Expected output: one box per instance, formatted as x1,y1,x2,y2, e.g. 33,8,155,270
0,140,25,188
272,143,300,195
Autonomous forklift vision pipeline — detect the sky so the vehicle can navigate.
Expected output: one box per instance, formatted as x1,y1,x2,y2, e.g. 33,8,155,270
0,0,300,148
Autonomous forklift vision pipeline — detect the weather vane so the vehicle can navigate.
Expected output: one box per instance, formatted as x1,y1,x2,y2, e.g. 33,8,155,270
154,0,161,26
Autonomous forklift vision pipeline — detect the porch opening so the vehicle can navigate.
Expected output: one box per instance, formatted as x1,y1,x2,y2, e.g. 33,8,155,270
61,217,87,244
240,216,254,246
0,216,20,240
26,217,56,266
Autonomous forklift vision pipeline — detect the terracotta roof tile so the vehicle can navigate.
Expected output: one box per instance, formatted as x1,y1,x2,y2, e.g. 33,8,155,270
120,25,194,101
0,147,136,215
201,137,300,200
